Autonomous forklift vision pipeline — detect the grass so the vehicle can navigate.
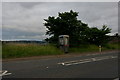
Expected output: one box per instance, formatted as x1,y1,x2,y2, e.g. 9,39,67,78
69,43,119,53
2,42,119,59
2,43,63,59
103,43,119,50
0,42,2,59
69,45,99,53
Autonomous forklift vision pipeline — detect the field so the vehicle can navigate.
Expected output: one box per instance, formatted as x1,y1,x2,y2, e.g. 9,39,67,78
69,43,119,53
2,43,63,59
2,42,119,59
0,42,2,59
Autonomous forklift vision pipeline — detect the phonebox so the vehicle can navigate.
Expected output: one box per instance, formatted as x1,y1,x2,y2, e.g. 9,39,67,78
59,35,69,53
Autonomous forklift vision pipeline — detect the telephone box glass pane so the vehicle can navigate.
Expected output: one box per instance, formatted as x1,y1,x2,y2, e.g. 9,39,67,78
65,38,68,45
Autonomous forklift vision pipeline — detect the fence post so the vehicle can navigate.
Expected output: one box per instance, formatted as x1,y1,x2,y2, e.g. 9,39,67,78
99,45,101,52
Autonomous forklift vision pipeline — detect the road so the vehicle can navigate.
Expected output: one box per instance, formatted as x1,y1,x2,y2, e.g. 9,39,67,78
2,51,119,79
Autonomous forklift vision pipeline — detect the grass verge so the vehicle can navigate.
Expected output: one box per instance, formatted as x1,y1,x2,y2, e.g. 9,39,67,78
2,42,119,59
2,43,63,59
69,43,119,53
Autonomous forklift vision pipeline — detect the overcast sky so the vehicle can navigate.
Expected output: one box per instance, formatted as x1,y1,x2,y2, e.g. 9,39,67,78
2,2,118,40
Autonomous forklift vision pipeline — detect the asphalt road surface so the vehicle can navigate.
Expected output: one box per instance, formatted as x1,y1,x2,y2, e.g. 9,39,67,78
2,51,119,78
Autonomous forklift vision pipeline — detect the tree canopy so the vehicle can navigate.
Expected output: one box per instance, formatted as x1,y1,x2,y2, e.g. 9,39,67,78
44,10,111,47
84,25,111,45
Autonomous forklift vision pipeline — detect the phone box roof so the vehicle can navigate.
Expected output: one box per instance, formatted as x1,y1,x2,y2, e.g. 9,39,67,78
59,35,69,38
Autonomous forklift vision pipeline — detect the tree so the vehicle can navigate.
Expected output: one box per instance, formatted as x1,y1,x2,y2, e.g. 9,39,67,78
85,25,111,46
44,10,111,47
44,10,89,46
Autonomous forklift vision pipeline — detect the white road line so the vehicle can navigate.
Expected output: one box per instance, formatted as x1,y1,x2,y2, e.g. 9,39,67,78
61,59,91,64
64,60,92,66
91,58,96,61
114,78,119,80
111,56,118,58
0,70,12,76
58,59,91,64
94,56,110,61
2,70,8,75
0,73,12,76
58,56,117,66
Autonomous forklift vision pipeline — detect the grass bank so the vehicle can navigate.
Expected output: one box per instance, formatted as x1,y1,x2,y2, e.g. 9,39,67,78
69,43,119,53
0,45,1,54
2,43,63,59
2,42,119,59
69,45,99,53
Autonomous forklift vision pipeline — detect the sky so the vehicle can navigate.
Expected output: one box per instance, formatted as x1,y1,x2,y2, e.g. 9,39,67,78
2,2,118,40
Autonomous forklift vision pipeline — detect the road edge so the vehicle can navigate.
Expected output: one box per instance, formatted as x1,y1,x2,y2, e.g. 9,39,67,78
2,50,119,62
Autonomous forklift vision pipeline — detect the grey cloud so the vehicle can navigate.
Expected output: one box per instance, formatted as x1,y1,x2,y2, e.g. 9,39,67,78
2,28,47,40
2,2,118,40
18,2,42,8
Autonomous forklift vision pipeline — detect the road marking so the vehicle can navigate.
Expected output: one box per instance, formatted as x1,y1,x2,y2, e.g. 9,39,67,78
65,60,92,66
0,70,12,76
58,56,118,66
94,56,111,61
46,67,49,68
114,78,119,80
58,59,91,64
91,58,96,61
111,56,118,58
